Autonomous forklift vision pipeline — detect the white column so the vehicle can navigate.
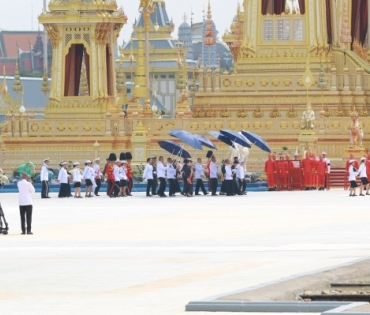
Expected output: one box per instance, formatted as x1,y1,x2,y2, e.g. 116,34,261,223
343,67,350,91
331,67,337,91
368,0,370,49
331,0,338,46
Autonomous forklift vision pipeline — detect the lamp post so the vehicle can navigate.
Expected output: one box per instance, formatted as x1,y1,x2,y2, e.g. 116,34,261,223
139,0,155,117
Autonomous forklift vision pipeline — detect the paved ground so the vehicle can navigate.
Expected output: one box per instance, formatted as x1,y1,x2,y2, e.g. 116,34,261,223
1,189,370,315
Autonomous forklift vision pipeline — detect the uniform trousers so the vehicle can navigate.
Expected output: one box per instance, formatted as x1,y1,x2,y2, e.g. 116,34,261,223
183,181,193,195
195,179,207,195
232,178,239,195
225,180,233,196
114,181,120,196
94,178,101,195
58,183,70,198
107,179,115,196
41,180,49,198
146,179,154,196
152,176,158,195
19,205,32,233
317,174,325,188
168,179,175,196
157,177,167,196
304,172,312,188
210,178,218,195
266,174,275,188
238,179,247,194
127,178,133,194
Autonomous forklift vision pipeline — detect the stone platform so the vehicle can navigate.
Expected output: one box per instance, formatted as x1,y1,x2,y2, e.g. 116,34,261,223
1,190,370,315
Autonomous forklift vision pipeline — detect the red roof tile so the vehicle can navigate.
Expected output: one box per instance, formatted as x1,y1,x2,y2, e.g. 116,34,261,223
0,31,40,58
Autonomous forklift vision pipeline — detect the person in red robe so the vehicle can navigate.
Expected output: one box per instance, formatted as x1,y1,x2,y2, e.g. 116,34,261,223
106,153,116,197
301,152,313,190
310,152,318,190
279,154,289,189
265,153,277,191
365,154,370,181
316,154,328,190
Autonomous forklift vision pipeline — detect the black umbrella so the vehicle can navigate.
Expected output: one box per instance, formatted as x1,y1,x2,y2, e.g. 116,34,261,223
158,140,191,158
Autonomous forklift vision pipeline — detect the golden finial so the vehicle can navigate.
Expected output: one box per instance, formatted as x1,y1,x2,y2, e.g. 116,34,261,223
2,66,7,97
40,67,50,94
207,0,212,20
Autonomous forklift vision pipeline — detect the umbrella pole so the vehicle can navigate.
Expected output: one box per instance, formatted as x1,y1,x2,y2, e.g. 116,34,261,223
223,146,232,160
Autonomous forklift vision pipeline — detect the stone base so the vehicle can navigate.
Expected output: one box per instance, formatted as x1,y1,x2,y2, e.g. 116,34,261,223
343,147,366,160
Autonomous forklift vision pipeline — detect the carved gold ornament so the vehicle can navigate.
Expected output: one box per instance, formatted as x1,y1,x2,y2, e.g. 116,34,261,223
202,122,211,130
95,123,104,132
223,78,231,87
83,123,92,131
69,123,78,132
332,121,341,129
31,123,39,132
253,122,262,129
43,123,52,132
260,79,268,87
190,122,199,131
57,123,66,132
235,79,243,87
215,121,223,129
280,121,288,129
246,79,254,87
283,79,292,86
292,121,300,129
229,122,238,130
272,79,280,87
265,122,273,129
241,122,249,129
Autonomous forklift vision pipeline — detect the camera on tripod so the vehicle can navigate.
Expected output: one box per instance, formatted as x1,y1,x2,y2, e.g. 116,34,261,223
0,203,9,235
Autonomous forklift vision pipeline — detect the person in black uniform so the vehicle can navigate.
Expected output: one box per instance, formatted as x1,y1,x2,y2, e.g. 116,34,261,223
232,160,240,195
183,160,193,197
151,156,158,195
220,160,226,195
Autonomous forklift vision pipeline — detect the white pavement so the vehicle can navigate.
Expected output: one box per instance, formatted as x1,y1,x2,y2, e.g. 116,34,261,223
1,190,370,315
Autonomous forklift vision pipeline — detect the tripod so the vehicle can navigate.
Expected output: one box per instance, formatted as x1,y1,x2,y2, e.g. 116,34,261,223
0,203,9,235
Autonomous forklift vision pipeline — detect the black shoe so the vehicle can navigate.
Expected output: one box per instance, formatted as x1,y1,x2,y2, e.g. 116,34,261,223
212,194,218,196
204,192,209,195
27,232,33,235
95,194,100,197
21,232,25,235
146,194,152,197
195,193,200,195
128,194,133,196
160,195,167,198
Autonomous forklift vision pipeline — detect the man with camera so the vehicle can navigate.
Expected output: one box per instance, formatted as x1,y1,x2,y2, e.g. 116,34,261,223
17,172,35,235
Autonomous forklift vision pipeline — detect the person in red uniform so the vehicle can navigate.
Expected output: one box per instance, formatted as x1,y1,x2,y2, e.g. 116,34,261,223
126,152,133,196
106,153,116,197
279,154,289,189
310,152,318,190
302,152,313,190
265,153,277,191
316,154,328,190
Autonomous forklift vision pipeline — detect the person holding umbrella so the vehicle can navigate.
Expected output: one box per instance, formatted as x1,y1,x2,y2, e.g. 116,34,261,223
210,156,219,196
167,158,177,197
183,159,194,197
152,157,158,196
195,158,208,195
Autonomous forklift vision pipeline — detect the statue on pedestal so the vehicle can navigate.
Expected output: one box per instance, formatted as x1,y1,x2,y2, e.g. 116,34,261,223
348,109,363,147
301,101,315,130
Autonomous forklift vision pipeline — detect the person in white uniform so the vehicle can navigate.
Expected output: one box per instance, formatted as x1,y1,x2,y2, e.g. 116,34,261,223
93,158,102,196
348,160,358,197
224,159,234,196
237,159,247,195
167,158,177,197
57,161,69,198
72,162,82,198
156,156,168,197
210,157,219,196
357,157,369,196
195,158,207,195
40,158,50,198
142,158,154,197
83,160,94,198
17,172,35,234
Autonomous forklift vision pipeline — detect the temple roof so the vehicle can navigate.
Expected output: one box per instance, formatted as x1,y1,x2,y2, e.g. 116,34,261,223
135,1,172,28
123,39,178,50
0,31,40,58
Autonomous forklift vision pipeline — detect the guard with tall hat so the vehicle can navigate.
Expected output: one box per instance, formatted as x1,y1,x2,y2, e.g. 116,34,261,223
126,152,133,196
93,158,102,196
41,158,51,198
106,153,116,197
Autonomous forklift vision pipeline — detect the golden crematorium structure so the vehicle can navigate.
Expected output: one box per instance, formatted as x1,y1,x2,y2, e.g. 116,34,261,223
1,0,370,171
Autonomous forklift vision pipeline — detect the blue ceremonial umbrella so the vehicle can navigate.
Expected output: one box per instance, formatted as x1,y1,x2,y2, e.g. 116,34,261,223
207,131,235,148
194,134,217,150
169,129,203,150
241,130,271,153
158,141,191,159
220,130,251,148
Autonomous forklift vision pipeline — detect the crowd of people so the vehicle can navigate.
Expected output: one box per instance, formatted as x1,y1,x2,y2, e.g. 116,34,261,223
40,152,134,199
264,151,331,191
39,150,247,198
142,152,247,197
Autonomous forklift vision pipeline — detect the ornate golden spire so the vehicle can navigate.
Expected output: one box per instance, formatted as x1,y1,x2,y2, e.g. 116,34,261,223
207,0,212,20
40,67,50,95
2,66,7,97
12,62,23,95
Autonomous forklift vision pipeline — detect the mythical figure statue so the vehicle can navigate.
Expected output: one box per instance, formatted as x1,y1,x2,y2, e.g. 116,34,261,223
348,109,363,147
16,162,35,177
301,101,315,130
